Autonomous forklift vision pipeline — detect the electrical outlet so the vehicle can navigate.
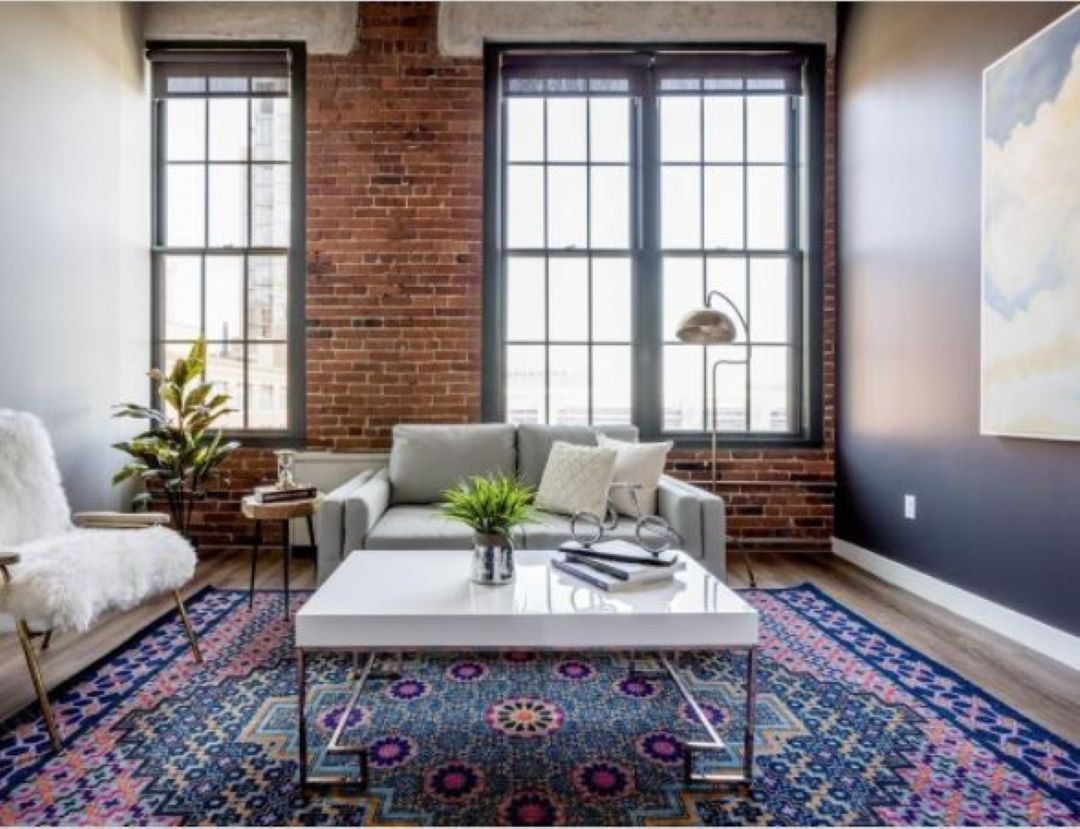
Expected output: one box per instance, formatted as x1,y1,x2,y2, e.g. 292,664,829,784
904,494,917,520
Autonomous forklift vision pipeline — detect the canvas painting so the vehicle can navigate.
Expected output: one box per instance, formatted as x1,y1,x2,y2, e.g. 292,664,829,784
982,5,1080,440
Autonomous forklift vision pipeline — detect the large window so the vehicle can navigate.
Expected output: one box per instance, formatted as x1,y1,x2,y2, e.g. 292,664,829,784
149,46,305,438
484,47,824,445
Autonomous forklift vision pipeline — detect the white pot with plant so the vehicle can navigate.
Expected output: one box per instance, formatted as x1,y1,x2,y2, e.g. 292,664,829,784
441,475,536,585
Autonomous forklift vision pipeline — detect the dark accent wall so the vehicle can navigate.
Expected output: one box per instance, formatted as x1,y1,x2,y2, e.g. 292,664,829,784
837,2,1079,635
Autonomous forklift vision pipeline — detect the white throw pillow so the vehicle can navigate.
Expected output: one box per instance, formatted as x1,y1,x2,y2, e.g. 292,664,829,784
597,434,672,517
535,441,617,518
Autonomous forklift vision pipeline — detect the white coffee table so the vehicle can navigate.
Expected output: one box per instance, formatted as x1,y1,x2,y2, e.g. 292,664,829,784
295,548,759,790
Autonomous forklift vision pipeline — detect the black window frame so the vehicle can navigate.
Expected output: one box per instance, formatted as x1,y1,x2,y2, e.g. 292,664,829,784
482,42,826,448
148,41,307,447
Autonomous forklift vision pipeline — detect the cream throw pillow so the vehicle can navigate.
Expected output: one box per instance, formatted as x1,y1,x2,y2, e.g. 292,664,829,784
535,441,617,517
597,434,672,517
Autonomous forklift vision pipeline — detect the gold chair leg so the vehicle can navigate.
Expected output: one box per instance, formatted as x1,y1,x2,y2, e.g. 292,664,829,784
16,620,63,751
173,590,203,664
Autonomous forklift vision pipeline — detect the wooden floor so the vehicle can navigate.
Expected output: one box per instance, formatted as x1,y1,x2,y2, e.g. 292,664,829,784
1,551,1077,744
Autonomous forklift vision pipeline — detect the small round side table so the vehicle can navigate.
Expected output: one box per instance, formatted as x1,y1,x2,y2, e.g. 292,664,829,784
241,493,322,618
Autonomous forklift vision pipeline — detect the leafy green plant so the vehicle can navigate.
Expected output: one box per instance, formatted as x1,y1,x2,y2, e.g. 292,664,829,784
441,475,537,538
112,338,240,535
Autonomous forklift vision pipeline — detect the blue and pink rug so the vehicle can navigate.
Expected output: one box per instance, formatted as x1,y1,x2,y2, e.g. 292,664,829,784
0,585,1076,825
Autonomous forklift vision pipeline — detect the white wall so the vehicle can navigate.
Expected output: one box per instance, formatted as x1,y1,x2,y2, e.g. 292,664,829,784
0,3,150,512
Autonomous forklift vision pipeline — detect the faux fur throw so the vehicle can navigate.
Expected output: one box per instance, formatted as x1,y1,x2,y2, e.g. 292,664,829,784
0,410,196,632
1,527,196,633
0,410,72,547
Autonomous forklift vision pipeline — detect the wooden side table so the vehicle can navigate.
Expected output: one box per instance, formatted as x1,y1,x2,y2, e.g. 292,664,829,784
241,494,322,618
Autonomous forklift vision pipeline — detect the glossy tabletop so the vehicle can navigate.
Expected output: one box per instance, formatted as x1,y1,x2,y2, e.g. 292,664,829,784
296,548,758,650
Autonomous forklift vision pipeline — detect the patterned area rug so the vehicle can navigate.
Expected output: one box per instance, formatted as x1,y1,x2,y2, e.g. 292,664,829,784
0,584,1076,825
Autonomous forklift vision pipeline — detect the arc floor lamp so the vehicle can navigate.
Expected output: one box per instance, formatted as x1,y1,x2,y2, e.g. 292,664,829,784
675,290,757,587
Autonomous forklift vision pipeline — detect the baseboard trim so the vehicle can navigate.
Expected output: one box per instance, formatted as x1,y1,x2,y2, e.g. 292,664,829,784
832,537,1080,672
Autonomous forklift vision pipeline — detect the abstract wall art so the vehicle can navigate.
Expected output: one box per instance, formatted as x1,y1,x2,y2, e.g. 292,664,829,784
982,5,1080,440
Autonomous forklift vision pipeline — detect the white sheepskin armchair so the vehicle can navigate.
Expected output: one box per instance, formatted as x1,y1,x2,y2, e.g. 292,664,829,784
0,410,202,750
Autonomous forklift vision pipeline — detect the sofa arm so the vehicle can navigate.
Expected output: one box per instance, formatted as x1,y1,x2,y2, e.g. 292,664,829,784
657,475,726,578
316,470,374,585
345,468,390,552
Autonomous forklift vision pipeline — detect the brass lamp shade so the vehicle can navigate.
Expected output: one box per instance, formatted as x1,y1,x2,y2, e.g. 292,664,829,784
675,307,738,345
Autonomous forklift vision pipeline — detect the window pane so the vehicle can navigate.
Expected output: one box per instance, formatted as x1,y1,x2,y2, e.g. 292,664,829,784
592,257,631,342
589,165,629,249
663,345,704,431
662,257,703,341
706,257,747,340
704,96,743,162
165,165,205,247
506,257,545,342
546,97,587,162
506,165,544,248
592,345,631,424
549,345,589,425
548,257,588,342
205,256,243,343
166,99,205,161
248,343,289,429
703,166,743,249
746,166,787,249
547,166,587,249
750,258,790,342
660,96,700,162
661,166,701,249
507,345,545,424
163,256,201,340
208,98,247,161
162,342,196,377
747,95,787,163
750,346,791,431
589,97,629,163
709,344,749,431
204,342,245,429
506,98,544,162
209,77,247,93
251,164,290,247
251,97,290,161
252,77,288,94
248,255,288,340
207,165,248,247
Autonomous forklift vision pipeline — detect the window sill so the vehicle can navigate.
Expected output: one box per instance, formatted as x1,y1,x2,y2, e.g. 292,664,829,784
654,433,825,451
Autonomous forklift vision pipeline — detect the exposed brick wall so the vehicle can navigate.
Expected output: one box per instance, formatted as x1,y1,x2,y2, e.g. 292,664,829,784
188,2,836,556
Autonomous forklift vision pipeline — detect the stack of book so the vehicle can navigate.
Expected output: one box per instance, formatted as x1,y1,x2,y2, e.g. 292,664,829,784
253,484,317,504
552,539,684,592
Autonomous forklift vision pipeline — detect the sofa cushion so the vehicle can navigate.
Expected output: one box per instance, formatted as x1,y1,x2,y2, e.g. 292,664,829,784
389,424,517,504
535,441,617,517
516,424,639,488
597,433,672,517
365,505,476,549
520,510,644,550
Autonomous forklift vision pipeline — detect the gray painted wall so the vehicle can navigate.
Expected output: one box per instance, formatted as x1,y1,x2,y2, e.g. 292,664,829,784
0,3,150,512
439,2,836,56
143,2,358,55
837,2,1079,635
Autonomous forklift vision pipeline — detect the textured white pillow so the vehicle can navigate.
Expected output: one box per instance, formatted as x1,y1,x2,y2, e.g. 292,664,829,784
535,441,617,517
597,434,672,517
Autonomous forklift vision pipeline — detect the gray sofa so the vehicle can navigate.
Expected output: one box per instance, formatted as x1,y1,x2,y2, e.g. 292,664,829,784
316,423,726,584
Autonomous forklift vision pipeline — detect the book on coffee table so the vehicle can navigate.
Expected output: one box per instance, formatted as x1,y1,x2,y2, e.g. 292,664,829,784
552,554,683,592
558,538,679,567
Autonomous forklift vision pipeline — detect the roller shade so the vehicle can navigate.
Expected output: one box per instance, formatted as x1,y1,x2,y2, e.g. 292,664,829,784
502,50,804,96
148,48,291,96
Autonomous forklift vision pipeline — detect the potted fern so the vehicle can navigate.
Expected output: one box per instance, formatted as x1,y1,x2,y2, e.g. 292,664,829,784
441,475,536,585
112,338,240,538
